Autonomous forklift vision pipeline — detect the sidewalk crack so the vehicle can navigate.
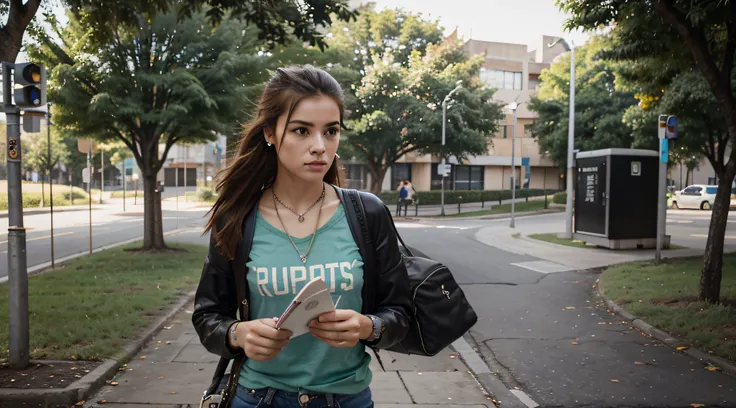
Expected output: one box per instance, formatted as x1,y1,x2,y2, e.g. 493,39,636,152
395,371,417,404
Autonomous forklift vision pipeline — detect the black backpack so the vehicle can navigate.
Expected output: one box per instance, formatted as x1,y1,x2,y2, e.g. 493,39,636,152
344,190,477,356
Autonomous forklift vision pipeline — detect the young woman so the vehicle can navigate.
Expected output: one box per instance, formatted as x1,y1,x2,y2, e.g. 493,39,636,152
192,65,411,408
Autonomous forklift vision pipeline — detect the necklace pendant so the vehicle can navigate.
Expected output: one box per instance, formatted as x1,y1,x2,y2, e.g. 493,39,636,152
300,255,307,263
298,215,305,222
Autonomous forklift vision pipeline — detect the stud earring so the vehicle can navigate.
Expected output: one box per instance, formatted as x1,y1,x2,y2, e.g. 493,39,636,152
266,142,272,147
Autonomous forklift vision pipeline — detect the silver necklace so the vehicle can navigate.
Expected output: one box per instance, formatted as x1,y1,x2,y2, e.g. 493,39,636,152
273,185,325,222
272,187,324,264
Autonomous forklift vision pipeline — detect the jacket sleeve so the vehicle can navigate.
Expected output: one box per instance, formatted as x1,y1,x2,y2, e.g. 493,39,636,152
361,193,412,350
191,230,244,359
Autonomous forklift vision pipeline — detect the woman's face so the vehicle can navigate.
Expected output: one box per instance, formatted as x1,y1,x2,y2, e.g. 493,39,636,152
266,95,341,183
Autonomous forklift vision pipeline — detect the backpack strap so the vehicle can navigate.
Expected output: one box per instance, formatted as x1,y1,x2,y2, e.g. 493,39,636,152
205,206,256,397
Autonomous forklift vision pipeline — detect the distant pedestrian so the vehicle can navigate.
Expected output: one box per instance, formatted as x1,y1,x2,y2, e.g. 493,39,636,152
192,65,411,408
397,181,409,216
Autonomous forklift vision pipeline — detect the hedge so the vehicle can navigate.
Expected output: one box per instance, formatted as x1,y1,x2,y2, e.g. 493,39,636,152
0,191,89,211
378,189,559,205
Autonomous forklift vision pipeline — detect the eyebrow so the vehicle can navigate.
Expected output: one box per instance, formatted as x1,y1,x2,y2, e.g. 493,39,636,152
289,120,340,127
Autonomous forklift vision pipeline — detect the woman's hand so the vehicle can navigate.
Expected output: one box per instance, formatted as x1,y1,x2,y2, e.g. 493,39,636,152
308,310,373,348
230,318,293,361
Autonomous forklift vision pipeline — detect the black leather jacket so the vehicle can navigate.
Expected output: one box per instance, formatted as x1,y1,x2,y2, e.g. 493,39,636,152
192,186,411,360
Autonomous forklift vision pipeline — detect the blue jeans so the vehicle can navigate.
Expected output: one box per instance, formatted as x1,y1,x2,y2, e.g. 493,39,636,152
231,385,373,408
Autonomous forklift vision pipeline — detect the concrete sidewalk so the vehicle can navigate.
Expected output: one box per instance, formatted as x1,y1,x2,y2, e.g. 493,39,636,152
474,215,705,270
84,304,494,408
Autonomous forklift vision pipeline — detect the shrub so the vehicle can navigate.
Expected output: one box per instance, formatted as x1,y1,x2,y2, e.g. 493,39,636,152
198,187,216,202
552,191,567,205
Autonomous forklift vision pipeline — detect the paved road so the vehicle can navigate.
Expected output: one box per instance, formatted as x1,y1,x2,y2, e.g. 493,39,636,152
395,214,736,408
0,205,209,279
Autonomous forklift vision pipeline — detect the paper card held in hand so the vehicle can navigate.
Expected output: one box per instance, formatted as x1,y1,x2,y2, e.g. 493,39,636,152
275,277,337,338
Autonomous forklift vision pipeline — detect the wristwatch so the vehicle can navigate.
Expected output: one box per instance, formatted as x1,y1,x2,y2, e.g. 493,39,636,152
366,315,385,342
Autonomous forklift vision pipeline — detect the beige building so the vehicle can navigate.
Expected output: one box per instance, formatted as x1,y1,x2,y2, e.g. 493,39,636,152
344,34,570,192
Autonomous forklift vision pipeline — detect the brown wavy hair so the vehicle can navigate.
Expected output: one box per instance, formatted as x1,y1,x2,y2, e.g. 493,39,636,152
205,65,344,260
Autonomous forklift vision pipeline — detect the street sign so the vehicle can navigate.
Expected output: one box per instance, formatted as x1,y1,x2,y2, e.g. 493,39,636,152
437,163,451,176
658,114,667,139
82,168,90,183
660,138,669,163
77,138,94,154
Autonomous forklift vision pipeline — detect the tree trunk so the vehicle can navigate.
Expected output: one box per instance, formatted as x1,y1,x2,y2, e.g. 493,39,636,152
142,171,166,250
699,168,736,303
368,166,387,195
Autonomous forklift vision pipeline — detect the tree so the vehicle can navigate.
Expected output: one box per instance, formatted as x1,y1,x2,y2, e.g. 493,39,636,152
22,124,70,207
0,0,43,62
529,36,639,167
309,6,502,193
29,9,265,250
557,0,736,303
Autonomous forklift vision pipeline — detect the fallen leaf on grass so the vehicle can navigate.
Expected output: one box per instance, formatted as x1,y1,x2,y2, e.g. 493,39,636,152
71,355,77,360
676,346,689,351
610,379,620,383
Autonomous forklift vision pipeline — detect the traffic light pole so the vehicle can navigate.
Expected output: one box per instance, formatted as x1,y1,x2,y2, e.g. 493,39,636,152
2,60,49,370
7,110,29,369
3,62,30,369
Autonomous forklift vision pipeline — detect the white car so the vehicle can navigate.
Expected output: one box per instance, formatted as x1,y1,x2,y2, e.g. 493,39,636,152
671,185,719,210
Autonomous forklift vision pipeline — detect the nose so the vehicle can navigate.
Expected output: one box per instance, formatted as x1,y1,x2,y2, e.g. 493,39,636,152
310,133,327,155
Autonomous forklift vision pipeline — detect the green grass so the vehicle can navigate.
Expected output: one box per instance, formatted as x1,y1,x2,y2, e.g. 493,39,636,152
602,253,736,361
0,243,207,362
529,233,686,250
529,233,590,248
444,200,560,218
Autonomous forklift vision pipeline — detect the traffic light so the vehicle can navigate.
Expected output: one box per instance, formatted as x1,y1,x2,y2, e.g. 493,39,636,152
13,63,46,108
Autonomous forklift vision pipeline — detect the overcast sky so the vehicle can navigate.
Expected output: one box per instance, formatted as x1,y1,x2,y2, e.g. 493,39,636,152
360,0,591,50
20,0,592,61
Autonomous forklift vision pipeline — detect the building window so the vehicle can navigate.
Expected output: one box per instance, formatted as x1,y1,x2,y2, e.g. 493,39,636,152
502,125,508,139
454,165,484,191
480,68,523,90
392,163,412,190
430,164,484,191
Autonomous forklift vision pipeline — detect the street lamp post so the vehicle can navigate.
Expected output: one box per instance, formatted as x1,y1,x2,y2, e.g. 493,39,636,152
440,80,463,216
508,101,522,228
549,38,575,239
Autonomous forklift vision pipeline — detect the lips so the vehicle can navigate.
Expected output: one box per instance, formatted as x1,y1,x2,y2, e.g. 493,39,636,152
305,161,328,171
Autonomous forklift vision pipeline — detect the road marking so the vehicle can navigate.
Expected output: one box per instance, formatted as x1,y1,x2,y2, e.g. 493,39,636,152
511,260,573,274
691,234,736,239
510,389,540,408
435,225,471,230
0,232,73,245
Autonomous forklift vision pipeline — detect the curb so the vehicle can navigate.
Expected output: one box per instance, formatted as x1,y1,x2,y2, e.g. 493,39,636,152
597,278,736,378
451,336,530,408
0,292,196,408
